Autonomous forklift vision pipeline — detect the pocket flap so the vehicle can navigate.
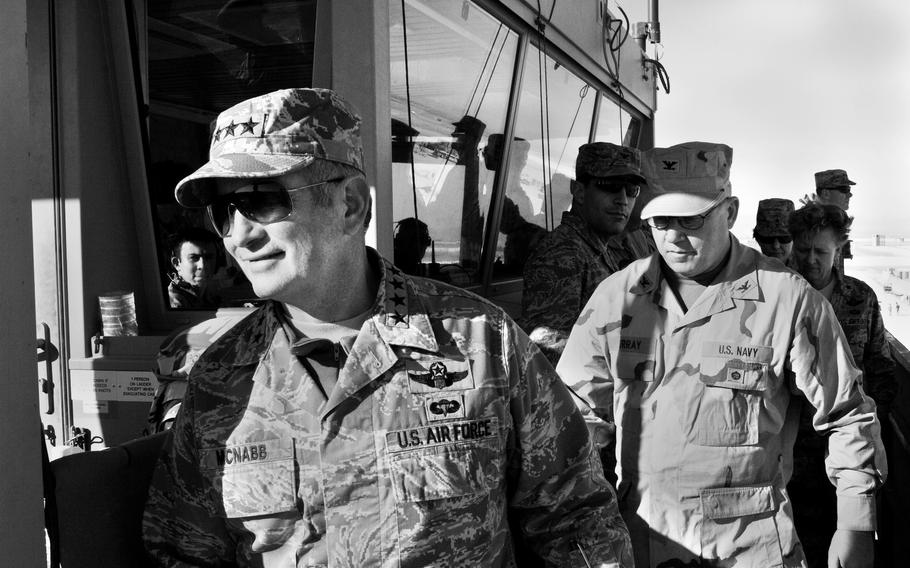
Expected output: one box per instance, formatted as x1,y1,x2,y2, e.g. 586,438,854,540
700,484,775,520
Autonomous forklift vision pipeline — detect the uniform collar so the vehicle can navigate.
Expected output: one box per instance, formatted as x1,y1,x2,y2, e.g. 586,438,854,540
561,210,610,250
631,236,764,324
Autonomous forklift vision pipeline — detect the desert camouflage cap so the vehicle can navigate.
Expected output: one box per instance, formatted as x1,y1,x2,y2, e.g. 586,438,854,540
815,169,855,190
640,141,733,218
754,198,794,238
175,88,364,207
575,142,645,184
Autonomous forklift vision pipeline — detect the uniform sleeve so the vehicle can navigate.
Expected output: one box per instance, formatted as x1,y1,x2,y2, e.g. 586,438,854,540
504,317,632,567
520,244,584,365
555,294,617,450
862,291,897,408
143,379,236,566
788,288,887,532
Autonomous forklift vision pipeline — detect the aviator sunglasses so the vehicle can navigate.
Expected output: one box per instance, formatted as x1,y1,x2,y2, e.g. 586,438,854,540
207,178,344,238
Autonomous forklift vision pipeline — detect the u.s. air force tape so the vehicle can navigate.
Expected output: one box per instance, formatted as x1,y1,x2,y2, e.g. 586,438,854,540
386,418,498,453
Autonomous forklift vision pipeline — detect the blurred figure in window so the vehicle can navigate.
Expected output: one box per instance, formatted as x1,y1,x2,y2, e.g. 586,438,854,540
483,134,547,274
752,198,795,264
393,217,432,276
521,143,649,364
167,227,220,309
787,201,895,568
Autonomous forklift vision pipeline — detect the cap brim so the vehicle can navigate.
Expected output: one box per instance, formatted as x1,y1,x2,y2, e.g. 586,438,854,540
640,191,727,219
175,153,316,207
587,168,647,184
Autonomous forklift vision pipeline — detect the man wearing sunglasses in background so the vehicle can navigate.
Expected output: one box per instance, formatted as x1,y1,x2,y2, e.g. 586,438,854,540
752,197,795,265
556,141,886,567
142,88,633,567
521,142,653,365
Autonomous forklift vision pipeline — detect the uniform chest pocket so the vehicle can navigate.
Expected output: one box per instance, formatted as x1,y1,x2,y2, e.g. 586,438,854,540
386,419,502,503
200,439,297,518
690,363,768,447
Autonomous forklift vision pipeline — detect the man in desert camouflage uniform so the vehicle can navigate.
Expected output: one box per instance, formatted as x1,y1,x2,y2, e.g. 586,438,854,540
521,142,653,363
142,88,632,567
557,141,886,568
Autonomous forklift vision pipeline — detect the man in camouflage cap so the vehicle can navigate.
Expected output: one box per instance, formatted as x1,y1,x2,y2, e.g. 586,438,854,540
815,168,856,211
521,142,653,364
558,141,885,567
142,88,633,567
752,197,795,264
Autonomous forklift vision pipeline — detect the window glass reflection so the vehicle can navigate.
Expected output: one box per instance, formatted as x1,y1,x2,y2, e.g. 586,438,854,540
146,0,317,309
492,47,596,279
389,0,518,286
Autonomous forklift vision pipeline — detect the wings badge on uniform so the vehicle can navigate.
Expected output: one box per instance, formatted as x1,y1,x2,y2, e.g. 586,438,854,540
408,361,469,389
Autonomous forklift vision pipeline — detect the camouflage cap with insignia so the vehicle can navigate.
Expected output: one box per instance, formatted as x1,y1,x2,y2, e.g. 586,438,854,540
640,141,733,218
175,88,364,207
575,142,645,185
753,198,794,238
814,169,855,191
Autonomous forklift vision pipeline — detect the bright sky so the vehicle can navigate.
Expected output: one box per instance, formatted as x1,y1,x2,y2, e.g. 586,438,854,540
639,0,910,241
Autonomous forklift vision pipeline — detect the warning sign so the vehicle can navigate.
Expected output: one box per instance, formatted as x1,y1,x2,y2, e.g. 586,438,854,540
71,370,159,402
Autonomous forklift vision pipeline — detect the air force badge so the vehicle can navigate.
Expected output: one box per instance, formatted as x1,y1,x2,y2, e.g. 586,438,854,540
406,358,474,393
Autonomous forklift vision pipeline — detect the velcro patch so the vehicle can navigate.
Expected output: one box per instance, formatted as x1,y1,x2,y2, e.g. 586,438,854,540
406,357,474,392
424,393,466,421
386,418,498,453
200,438,292,470
703,342,773,364
618,336,651,354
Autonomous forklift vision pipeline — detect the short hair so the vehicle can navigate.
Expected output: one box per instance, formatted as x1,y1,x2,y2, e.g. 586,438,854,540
168,227,218,260
787,202,852,245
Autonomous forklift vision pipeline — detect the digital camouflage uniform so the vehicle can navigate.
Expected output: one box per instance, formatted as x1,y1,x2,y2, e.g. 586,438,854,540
143,251,634,567
556,238,887,568
521,142,652,364
788,270,895,567
521,214,654,364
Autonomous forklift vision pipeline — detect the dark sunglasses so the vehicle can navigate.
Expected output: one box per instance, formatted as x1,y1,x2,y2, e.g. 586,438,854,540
755,235,793,245
646,200,727,231
590,180,641,198
207,178,343,238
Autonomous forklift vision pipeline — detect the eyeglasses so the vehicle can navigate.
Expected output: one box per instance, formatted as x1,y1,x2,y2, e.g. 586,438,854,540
207,178,343,238
646,209,712,231
590,180,641,198
755,235,792,245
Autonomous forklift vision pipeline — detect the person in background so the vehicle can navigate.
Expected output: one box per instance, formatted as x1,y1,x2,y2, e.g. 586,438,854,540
557,141,886,568
166,227,220,308
787,201,897,568
392,217,431,276
814,168,855,211
753,197,795,264
143,87,633,567
521,142,651,364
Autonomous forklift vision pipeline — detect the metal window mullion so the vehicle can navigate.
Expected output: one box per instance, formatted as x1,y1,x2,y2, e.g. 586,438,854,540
479,31,528,296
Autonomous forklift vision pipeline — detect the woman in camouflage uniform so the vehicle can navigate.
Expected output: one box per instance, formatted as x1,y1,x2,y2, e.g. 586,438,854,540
788,202,896,568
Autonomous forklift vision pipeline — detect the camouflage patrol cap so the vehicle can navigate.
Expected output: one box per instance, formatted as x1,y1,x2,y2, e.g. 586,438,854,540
640,141,733,218
575,142,645,184
753,198,794,238
814,169,855,190
175,88,364,207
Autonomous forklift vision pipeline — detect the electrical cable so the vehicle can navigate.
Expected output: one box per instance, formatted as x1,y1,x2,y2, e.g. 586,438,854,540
643,56,671,93
400,0,420,222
